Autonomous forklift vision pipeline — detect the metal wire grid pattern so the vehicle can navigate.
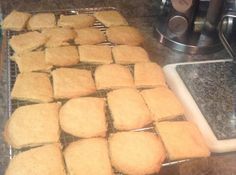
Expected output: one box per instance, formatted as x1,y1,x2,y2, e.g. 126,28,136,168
5,7,189,174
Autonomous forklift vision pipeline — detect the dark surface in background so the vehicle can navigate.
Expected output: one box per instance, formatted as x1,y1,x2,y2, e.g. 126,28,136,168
0,0,236,175
0,0,161,18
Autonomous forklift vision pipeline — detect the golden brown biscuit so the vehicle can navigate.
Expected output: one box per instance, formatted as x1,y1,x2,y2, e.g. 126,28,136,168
141,87,184,121
134,62,167,88
107,88,152,130
59,97,107,138
94,10,128,27
109,131,166,175
74,27,106,45
11,72,53,103
58,14,95,29
95,64,134,90
42,27,76,47
2,10,31,31
27,13,56,30
79,45,113,64
4,103,60,149
9,31,47,54
14,51,52,72
155,121,210,160
64,138,113,175
52,68,96,99
112,45,150,64
45,46,79,66
5,144,66,175
106,26,144,46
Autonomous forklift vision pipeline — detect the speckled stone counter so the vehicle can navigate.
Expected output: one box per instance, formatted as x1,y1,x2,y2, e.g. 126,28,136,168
177,61,236,140
0,1,236,175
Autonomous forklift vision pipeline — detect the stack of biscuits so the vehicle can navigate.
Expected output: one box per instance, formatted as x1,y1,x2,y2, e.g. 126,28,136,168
2,9,210,175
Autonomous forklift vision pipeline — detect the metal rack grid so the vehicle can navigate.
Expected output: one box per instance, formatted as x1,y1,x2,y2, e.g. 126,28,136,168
5,7,189,174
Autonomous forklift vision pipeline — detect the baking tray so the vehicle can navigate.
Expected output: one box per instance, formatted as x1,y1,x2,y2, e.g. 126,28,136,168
4,7,189,174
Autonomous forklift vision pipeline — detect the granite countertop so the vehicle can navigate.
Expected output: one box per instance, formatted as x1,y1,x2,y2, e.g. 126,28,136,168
0,0,236,175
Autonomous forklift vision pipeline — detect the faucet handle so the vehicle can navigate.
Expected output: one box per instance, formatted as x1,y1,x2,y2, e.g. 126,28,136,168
219,12,236,58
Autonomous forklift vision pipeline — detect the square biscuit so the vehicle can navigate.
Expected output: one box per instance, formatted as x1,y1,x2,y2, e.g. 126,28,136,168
95,64,134,90
52,68,96,99
11,72,53,103
5,144,66,175
59,97,107,138
9,31,47,54
64,138,113,175
141,87,184,121
27,13,56,30
94,10,128,27
106,26,144,46
2,10,31,31
155,121,210,160
112,45,150,64
74,27,106,45
107,88,152,130
79,45,113,64
58,14,95,29
45,46,79,66
109,131,166,175
14,51,52,72
134,62,167,88
42,27,76,47
4,103,61,149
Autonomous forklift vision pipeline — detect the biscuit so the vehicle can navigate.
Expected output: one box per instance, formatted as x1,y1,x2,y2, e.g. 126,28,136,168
79,45,112,64
45,46,79,66
134,62,167,88
95,64,134,90
107,88,152,130
155,121,210,160
14,51,52,72
5,144,66,175
106,26,144,46
27,13,56,30
2,10,31,31
74,27,106,45
58,14,95,29
52,68,96,99
42,27,76,47
4,103,60,149
9,31,47,54
94,10,128,27
64,138,113,175
109,131,166,175
59,97,107,138
11,72,53,103
112,45,150,64
141,87,184,121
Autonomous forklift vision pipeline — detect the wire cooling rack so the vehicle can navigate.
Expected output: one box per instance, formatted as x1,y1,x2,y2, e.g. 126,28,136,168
5,7,189,175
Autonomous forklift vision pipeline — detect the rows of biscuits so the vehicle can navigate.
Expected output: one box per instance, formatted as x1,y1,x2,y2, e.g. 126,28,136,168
3,9,210,175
